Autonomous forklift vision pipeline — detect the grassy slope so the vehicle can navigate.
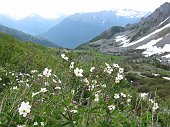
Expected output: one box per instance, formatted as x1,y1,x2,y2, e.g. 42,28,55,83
0,32,61,72
0,32,124,69
0,32,170,100
0,32,170,126
0,24,59,47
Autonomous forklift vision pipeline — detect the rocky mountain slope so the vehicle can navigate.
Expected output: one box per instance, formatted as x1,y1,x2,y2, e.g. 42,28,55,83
0,24,59,47
41,10,146,48
81,2,170,61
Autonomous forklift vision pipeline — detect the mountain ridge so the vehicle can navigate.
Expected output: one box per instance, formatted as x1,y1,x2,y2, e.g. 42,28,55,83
0,24,59,47
0,14,65,35
79,2,170,61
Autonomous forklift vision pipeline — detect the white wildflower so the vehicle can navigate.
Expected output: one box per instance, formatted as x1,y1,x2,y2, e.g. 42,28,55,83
58,79,62,83
83,78,89,85
94,93,99,102
74,67,83,77
43,68,52,77
92,80,97,84
104,63,113,74
19,72,23,76
101,84,106,88
40,122,45,126
115,73,123,83
0,78,2,81
140,93,148,99
88,85,95,91
70,62,74,69
61,54,69,61
108,105,115,111
31,70,38,73
149,99,154,103
90,67,95,72
40,88,47,93
34,122,38,126
13,86,18,90
120,93,126,97
127,99,131,103
119,68,124,74
18,101,31,117
114,94,120,99
112,63,120,68
70,110,78,113
152,103,159,112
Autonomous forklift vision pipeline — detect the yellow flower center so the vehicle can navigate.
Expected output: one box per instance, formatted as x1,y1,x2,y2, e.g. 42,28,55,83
22,109,26,112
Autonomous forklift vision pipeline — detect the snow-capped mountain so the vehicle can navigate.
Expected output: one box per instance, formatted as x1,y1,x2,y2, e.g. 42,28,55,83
82,2,170,60
113,9,148,18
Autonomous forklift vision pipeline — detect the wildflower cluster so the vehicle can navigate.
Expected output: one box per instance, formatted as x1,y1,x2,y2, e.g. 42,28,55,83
140,93,159,112
61,54,69,61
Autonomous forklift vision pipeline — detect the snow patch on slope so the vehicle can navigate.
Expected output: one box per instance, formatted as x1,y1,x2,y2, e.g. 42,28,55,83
137,38,163,50
139,40,170,57
163,53,170,58
122,23,170,47
115,35,130,46
136,38,162,56
159,16,170,26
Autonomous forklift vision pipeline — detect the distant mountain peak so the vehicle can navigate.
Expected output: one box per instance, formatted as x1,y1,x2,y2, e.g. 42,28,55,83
112,9,148,18
160,2,170,7
27,14,44,19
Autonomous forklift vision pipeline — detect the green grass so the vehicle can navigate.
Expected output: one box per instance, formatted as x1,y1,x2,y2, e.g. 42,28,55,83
0,32,170,126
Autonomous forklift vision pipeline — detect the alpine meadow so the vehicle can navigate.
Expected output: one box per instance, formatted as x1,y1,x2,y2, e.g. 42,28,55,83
0,1,170,127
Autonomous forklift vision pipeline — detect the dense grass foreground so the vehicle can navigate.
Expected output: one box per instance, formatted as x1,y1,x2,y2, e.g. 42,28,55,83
0,54,169,127
0,33,169,126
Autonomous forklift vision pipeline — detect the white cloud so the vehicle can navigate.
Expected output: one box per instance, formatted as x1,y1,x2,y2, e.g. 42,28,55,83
0,0,170,19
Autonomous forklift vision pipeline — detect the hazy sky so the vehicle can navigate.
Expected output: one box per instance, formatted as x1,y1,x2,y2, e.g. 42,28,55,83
0,0,170,19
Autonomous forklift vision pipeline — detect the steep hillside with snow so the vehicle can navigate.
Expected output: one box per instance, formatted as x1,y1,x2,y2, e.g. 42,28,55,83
81,2,170,61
